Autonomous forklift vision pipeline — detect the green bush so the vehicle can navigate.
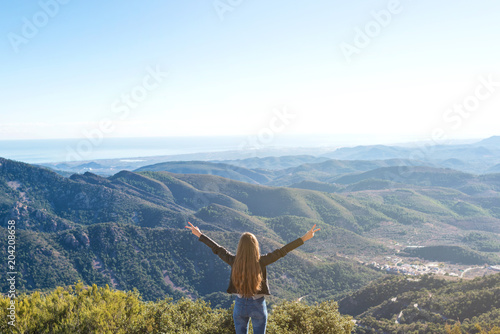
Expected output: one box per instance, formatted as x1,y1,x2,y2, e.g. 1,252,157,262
0,284,353,333
268,300,354,334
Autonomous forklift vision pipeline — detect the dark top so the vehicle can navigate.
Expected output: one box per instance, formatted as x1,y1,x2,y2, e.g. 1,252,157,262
198,234,304,295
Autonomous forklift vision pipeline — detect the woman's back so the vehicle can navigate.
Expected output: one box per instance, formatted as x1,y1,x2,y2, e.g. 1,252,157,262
231,232,262,298
186,222,320,334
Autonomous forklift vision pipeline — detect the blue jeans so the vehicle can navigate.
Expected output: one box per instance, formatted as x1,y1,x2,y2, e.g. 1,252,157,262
233,296,268,334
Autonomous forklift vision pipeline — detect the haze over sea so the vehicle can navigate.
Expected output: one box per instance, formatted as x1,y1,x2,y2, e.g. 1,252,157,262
0,134,419,164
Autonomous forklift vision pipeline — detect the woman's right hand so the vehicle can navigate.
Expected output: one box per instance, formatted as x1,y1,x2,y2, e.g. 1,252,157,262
185,222,202,238
301,224,321,242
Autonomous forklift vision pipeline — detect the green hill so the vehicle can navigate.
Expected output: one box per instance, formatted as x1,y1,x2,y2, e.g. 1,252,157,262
215,155,331,170
335,166,473,188
135,160,273,184
400,245,497,265
339,274,500,333
268,159,428,186
134,158,431,187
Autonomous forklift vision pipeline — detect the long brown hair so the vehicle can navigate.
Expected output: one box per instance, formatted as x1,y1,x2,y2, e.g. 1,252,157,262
231,232,262,297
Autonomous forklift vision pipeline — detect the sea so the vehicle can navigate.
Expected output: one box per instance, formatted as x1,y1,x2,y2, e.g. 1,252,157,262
0,136,247,164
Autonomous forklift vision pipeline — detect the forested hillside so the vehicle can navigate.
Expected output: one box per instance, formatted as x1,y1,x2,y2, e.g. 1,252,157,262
340,274,500,333
2,155,500,333
0,157,382,304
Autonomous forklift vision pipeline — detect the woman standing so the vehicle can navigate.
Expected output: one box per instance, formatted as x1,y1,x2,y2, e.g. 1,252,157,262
185,222,320,334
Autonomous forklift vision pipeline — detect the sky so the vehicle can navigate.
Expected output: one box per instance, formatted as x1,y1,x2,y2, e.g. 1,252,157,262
1,0,500,143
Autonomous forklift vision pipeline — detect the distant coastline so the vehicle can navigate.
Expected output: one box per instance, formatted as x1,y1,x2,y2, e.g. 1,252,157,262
0,136,245,164
0,134,410,164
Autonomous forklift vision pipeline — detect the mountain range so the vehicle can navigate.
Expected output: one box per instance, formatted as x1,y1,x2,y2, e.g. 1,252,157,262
39,136,500,176
2,137,500,331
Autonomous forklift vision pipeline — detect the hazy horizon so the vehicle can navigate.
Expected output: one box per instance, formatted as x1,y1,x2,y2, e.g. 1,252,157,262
0,133,495,164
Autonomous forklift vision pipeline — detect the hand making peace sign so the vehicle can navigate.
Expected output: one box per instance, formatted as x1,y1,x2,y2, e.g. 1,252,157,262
185,222,202,238
301,224,321,242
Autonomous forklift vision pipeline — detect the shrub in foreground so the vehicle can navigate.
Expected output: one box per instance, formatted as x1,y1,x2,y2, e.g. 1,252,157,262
0,284,353,333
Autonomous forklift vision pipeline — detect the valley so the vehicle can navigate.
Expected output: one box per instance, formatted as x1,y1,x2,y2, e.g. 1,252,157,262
2,137,500,332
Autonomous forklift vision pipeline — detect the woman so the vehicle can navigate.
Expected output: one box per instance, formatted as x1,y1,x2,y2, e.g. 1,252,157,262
185,221,320,334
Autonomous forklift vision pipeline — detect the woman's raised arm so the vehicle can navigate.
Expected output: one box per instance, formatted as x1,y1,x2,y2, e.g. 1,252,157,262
186,222,234,265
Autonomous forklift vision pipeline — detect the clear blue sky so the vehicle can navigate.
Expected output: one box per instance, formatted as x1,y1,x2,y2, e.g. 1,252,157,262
1,0,499,142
